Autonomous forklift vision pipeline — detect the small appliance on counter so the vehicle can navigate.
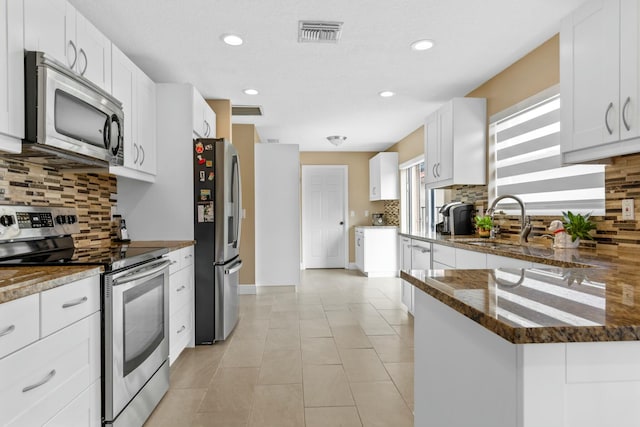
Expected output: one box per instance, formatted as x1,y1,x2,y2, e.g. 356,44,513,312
113,214,131,242
437,202,475,235
371,213,385,226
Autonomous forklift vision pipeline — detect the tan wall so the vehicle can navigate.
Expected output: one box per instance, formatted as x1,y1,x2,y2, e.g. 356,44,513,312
385,126,425,164
300,152,385,262
207,99,232,140
466,34,559,116
231,124,257,285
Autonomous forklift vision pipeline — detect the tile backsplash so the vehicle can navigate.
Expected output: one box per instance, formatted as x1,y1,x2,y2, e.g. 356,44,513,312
0,158,116,247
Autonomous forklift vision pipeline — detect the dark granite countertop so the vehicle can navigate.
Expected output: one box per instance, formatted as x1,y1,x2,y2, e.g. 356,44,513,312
0,266,103,304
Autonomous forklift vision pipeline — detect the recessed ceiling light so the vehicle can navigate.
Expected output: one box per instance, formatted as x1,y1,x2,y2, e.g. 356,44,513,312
379,91,395,98
411,39,435,51
222,34,243,46
243,88,259,95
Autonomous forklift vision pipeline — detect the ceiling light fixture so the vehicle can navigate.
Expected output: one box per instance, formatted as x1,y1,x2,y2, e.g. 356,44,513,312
222,34,244,46
379,91,395,98
243,88,259,95
410,39,435,51
327,135,347,146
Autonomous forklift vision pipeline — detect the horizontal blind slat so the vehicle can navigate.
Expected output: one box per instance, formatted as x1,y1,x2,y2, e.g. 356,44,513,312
496,132,560,162
496,108,560,144
498,173,604,195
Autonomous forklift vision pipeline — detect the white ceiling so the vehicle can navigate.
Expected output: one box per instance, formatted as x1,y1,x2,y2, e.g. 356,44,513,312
69,0,587,152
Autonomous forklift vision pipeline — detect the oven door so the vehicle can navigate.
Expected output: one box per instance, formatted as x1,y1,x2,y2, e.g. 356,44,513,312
103,259,170,422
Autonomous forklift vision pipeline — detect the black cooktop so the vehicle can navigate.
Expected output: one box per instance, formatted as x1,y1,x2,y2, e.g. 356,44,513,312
0,236,169,272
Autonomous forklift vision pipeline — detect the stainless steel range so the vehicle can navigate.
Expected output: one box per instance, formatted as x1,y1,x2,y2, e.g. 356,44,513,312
0,205,170,427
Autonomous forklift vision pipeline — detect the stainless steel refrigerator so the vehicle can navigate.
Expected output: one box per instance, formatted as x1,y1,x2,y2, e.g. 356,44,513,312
193,138,242,344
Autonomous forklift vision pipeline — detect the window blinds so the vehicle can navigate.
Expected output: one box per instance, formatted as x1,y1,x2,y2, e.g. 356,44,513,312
490,89,605,216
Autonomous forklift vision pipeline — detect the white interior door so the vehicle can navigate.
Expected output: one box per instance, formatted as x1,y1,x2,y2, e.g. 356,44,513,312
302,166,347,268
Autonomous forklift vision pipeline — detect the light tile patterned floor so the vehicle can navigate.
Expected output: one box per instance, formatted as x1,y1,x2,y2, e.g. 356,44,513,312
145,269,414,427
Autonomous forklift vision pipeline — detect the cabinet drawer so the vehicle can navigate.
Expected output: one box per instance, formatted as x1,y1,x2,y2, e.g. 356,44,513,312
167,250,182,275
0,294,39,359
486,254,532,269
170,266,193,315
455,248,487,269
181,246,194,268
169,303,192,364
40,275,100,337
432,244,455,266
44,380,100,427
0,312,100,426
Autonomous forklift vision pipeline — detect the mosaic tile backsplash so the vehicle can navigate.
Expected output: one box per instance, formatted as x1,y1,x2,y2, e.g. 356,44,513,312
0,158,117,247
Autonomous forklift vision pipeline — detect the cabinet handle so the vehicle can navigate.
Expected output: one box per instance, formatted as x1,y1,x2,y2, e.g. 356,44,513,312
22,369,56,393
436,162,441,177
0,324,15,338
133,143,140,163
67,40,78,69
411,245,431,253
78,48,88,76
357,238,361,247
204,120,210,137
170,260,178,265
176,285,186,292
140,146,145,166
184,254,193,259
604,102,614,135
62,296,88,309
623,97,632,132
177,325,186,334
432,164,437,178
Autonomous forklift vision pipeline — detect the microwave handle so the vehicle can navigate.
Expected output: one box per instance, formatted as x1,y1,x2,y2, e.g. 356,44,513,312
103,116,111,152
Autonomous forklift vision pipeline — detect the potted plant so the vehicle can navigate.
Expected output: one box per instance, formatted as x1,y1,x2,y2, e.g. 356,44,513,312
560,211,596,247
474,215,493,238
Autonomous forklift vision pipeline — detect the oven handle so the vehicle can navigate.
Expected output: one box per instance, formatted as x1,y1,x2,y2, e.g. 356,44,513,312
225,260,243,275
113,259,171,286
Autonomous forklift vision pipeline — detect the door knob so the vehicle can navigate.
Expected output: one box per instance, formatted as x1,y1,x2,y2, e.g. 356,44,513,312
339,221,344,225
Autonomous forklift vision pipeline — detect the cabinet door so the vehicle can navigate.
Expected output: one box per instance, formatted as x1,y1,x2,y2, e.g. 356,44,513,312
355,231,365,272
111,46,138,169
561,0,620,152
438,100,454,182
620,0,640,141
425,112,440,185
75,13,111,92
455,248,486,269
192,90,205,137
137,70,157,175
401,238,412,270
24,0,74,68
411,241,432,270
203,102,217,138
369,155,381,200
0,0,24,146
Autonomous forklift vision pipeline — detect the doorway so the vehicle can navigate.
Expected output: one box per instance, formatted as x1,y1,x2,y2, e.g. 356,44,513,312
301,165,348,269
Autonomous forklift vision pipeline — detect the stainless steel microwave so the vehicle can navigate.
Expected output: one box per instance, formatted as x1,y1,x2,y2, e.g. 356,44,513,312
19,51,124,168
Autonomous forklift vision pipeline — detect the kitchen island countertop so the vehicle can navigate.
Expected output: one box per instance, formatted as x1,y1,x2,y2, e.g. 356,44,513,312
0,266,103,304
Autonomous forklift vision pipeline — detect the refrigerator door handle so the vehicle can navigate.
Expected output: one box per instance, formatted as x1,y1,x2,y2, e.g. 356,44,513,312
232,154,242,249
225,260,243,275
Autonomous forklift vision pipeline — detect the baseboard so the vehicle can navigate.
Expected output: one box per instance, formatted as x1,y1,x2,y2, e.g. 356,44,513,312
255,283,298,287
238,285,257,295
347,263,358,270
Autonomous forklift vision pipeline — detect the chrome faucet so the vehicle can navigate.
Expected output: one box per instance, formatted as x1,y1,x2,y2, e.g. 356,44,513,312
485,194,532,244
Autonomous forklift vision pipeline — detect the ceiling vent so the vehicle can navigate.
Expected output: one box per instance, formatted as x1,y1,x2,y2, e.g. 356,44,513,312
298,21,343,43
232,105,263,116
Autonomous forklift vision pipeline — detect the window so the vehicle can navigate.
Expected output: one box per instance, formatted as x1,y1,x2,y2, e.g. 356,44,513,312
489,85,605,216
400,156,426,234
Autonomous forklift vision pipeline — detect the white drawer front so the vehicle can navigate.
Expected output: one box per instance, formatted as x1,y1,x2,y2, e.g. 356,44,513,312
44,380,100,427
0,294,39,359
181,246,194,268
167,250,182,275
170,267,193,315
169,303,192,365
41,275,100,337
0,312,100,427
432,244,456,266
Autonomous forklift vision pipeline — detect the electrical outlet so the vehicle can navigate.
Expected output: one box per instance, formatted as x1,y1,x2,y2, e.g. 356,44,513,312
622,199,635,220
350,210,355,218
364,210,369,217
623,284,634,306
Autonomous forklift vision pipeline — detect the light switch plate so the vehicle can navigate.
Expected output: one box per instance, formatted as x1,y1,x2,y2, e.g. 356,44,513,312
622,199,635,220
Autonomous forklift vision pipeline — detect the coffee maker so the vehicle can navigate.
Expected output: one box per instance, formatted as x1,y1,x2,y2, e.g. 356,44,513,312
437,202,474,235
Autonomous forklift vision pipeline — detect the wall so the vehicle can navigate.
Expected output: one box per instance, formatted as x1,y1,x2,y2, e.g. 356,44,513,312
208,100,232,140
385,126,425,164
299,152,385,262
0,158,116,247
232,124,257,285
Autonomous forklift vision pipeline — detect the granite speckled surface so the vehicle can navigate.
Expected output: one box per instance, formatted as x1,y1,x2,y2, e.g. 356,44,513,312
0,266,102,304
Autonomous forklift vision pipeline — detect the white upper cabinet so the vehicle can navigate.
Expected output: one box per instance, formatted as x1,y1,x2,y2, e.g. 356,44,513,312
561,0,640,163
425,98,487,189
110,45,156,181
0,0,24,153
192,89,216,138
24,0,111,92
369,152,399,201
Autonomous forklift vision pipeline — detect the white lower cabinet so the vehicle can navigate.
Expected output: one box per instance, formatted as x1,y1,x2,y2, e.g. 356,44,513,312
432,243,455,268
399,236,414,314
0,275,101,427
354,227,398,277
168,245,195,365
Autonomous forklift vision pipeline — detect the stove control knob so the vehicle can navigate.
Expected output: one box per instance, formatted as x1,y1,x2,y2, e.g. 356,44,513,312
66,215,77,225
0,215,15,227
56,215,67,224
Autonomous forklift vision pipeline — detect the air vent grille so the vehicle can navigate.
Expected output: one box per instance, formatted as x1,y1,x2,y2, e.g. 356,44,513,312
232,105,263,116
298,21,343,43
